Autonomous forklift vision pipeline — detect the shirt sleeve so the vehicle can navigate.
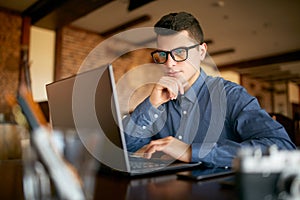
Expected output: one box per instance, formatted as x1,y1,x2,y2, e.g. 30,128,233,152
122,97,165,152
191,84,296,168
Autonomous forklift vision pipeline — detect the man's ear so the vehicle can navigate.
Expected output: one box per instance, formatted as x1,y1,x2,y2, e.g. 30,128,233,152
199,43,207,60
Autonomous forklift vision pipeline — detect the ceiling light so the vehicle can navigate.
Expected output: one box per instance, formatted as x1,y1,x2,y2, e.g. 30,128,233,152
212,1,225,7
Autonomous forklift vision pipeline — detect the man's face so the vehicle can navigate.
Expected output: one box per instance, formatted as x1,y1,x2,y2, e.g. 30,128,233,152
156,30,207,84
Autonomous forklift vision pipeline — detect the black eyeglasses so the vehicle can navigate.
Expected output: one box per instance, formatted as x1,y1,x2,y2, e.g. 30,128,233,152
151,44,200,64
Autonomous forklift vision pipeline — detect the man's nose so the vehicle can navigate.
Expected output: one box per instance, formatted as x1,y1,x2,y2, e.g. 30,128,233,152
165,53,176,68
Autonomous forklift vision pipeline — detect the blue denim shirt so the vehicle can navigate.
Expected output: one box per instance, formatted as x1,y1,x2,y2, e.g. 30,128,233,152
123,70,296,167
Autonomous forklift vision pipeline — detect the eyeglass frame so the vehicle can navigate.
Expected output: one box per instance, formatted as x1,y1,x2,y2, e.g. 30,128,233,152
151,43,200,64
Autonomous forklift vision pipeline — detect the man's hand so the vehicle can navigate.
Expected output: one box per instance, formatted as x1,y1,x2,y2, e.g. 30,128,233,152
135,136,192,162
149,76,186,108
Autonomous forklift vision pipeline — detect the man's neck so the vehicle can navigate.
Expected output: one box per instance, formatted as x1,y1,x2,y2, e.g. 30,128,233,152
185,70,200,91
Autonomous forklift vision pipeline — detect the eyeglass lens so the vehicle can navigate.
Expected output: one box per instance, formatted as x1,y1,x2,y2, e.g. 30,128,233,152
152,48,188,64
151,44,199,64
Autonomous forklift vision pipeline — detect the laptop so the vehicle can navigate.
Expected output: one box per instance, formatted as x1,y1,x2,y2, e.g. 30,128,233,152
46,64,202,176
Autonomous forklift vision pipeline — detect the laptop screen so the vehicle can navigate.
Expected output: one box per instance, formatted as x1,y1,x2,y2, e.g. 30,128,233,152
46,64,130,173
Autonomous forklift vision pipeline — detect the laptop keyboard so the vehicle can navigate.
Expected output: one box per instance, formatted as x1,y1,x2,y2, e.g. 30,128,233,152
128,154,202,174
131,160,167,169
129,156,169,171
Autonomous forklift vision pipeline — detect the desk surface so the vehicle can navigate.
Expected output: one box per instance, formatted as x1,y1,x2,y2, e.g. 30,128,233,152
93,171,237,200
0,160,238,200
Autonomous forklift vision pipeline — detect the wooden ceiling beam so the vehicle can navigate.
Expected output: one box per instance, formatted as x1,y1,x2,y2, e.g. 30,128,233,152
22,0,66,23
261,74,300,83
100,15,151,38
218,49,300,69
23,0,113,30
242,70,291,79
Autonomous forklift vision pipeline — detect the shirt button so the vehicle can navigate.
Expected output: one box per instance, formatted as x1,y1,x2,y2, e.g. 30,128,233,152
142,126,146,130
178,135,183,140
154,114,158,118
183,110,187,115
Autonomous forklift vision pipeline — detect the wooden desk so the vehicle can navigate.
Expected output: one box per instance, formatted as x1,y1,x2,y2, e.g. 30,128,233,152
0,160,237,200
93,172,237,200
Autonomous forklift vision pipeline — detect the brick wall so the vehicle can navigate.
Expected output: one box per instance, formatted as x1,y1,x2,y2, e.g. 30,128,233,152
56,26,104,80
55,26,155,113
0,9,22,121
56,26,154,81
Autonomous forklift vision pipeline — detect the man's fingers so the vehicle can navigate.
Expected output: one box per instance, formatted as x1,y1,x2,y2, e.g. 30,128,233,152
135,137,191,162
158,77,185,99
143,139,170,157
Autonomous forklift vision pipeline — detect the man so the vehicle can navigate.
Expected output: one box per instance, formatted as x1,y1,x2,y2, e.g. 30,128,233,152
123,12,295,167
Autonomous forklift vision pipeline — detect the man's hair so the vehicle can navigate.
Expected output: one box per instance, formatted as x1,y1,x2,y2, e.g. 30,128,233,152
154,12,204,44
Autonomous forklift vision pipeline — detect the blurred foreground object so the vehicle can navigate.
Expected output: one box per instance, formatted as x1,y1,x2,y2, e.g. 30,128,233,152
233,146,300,200
17,84,85,200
